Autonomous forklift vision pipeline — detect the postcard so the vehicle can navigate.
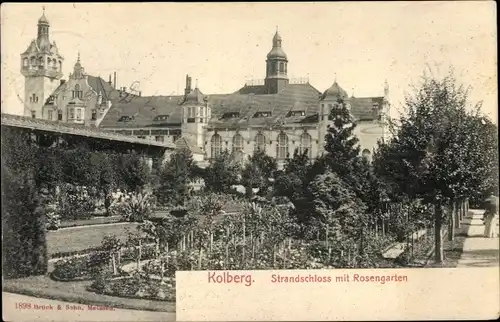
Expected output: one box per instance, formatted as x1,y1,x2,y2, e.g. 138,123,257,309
1,2,498,321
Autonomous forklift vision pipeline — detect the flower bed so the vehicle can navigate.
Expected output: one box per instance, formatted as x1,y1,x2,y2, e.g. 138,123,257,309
89,272,175,302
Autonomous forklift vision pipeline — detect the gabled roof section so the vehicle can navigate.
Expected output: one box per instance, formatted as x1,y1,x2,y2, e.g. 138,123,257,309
350,96,384,121
99,94,185,128
208,83,321,128
175,136,204,154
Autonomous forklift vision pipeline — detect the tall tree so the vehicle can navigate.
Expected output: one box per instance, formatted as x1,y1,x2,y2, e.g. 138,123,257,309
241,149,278,198
374,69,491,263
203,150,241,193
156,148,195,206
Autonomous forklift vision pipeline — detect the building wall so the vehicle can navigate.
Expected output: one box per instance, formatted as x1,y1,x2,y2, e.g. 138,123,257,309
204,125,320,161
24,76,60,118
45,76,99,124
354,121,385,154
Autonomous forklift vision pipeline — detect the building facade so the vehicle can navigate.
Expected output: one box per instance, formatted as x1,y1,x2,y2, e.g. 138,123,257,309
23,11,390,166
99,30,391,166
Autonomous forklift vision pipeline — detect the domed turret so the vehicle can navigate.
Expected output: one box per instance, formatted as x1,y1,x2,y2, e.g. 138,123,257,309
265,28,289,94
321,81,348,101
38,12,49,25
267,30,287,59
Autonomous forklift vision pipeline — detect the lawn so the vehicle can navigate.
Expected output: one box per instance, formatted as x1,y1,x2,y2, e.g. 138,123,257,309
59,216,124,228
47,222,139,257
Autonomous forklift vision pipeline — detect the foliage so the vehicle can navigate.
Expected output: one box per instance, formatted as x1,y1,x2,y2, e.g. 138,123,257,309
241,150,278,198
203,150,241,193
155,148,194,206
115,151,151,193
373,69,493,205
120,191,155,222
54,184,96,220
2,128,48,279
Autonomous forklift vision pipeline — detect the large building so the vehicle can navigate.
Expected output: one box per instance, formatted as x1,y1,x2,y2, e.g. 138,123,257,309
24,11,391,166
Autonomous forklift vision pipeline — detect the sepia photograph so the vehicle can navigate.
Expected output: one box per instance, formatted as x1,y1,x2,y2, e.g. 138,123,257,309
1,2,498,321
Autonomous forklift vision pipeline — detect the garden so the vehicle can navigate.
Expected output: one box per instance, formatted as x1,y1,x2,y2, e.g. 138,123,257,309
2,69,498,305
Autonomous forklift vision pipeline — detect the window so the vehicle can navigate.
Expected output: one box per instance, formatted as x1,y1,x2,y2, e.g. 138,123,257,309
154,115,169,121
155,136,164,142
137,136,146,139
253,111,272,118
91,109,97,120
232,133,244,154
31,110,36,119
30,57,35,66
211,134,222,158
23,58,28,67
118,115,134,122
47,110,53,121
200,107,204,117
254,133,266,152
299,132,312,158
76,109,82,120
222,112,240,119
58,110,63,121
73,84,82,99
69,108,75,120
276,132,289,159
279,62,284,72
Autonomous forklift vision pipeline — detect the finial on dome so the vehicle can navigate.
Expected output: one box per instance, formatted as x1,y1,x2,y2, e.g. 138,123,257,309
42,6,45,13
195,78,199,89
77,52,80,63
334,73,337,83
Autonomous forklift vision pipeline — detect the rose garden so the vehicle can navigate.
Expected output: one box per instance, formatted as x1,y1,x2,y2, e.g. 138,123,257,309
2,71,498,306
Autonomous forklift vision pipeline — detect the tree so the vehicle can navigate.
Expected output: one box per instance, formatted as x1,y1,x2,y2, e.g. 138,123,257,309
117,151,151,193
241,149,278,198
274,149,315,222
203,150,240,193
2,128,48,279
156,148,195,206
373,68,491,263
322,99,361,180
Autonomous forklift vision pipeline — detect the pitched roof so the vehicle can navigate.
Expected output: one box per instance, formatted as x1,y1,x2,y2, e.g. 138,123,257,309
0,113,176,149
350,96,384,121
98,82,383,129
175,137,204,154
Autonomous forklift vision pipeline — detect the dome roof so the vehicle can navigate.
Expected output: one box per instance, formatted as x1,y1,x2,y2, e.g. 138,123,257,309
267,31,287,59
185,88,205,104
267,47,287,59
322,81,348,100
38,12,49,24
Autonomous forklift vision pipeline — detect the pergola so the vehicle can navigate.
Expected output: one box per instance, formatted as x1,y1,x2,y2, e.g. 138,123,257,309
1,113,176,167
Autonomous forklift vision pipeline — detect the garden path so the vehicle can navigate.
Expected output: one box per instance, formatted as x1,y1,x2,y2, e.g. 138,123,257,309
457,209,499,268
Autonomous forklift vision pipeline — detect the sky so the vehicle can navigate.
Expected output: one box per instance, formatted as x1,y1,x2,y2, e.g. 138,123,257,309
1,2,497,121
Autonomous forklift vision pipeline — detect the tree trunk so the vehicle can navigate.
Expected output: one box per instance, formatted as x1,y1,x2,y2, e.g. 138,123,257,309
448,203,455,241
112,254,117,275
117,248,122,266
198,248,203,270
434,203,444,263
454,200,460,229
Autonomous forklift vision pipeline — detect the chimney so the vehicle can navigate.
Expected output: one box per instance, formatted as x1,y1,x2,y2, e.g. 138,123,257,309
108,74,112,85
184,74,192,97
113,72,117,89
60,79,66,85
139,91,142,97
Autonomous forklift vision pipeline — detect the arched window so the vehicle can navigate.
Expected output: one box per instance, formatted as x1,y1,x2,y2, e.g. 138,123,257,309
254,133,266,152
74,84,81,99
299,132,312,158
232,133,244,154
211,134,222,158
47,57,51,66
279,62,284,72
23,58,29,67
37,57,43,66
53,59,57,69
199,106,204,117
30,57,36,66
276,132,289,159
